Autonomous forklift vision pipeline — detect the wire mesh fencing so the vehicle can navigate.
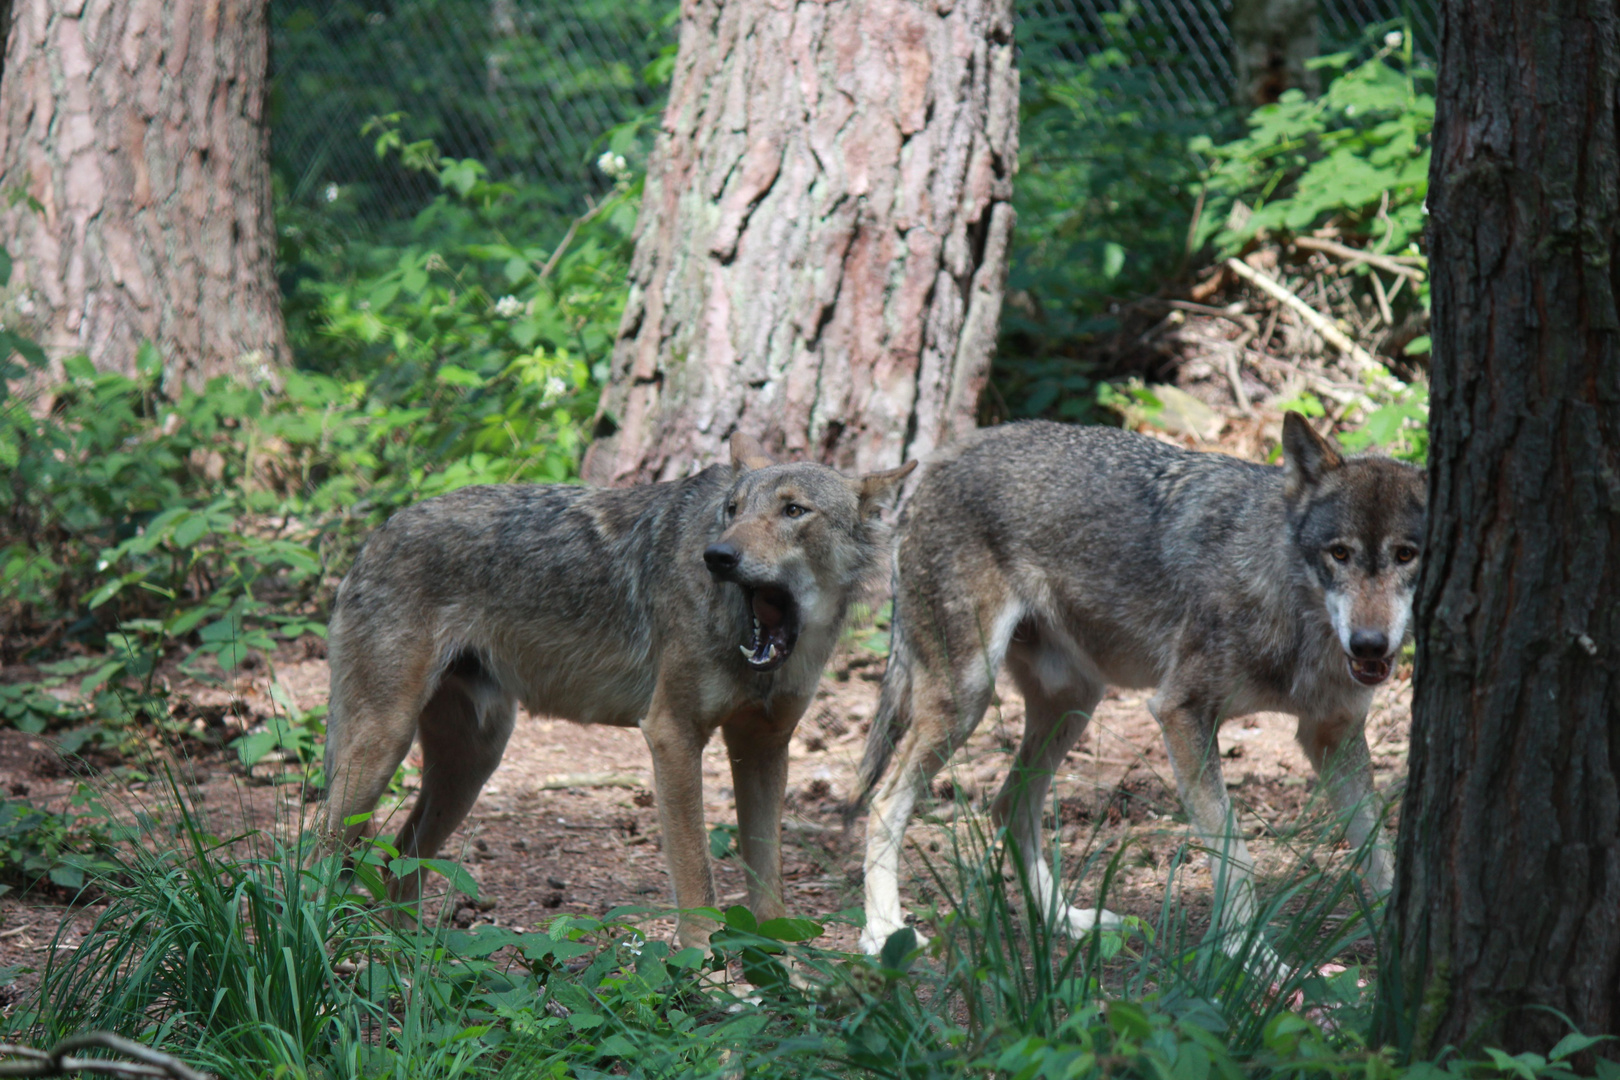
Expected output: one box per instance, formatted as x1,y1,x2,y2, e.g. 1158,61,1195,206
269,0,1437,230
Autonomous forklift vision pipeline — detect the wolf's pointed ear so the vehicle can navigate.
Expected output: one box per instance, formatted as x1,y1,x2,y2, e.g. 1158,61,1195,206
1282,412,1343,497
730,432,775,472
857,460,918,517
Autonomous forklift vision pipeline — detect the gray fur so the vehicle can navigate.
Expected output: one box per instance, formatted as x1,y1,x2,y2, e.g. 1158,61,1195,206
323,439,913,949
855,414,1425,960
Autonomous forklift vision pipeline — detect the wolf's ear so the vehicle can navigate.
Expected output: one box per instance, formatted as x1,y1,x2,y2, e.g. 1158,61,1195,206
856,460,918,517
1281,412,1343,496
730,432,775,472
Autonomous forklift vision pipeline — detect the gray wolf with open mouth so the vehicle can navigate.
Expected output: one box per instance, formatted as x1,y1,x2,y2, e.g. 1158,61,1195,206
322,435,913,948
853,413,1424,956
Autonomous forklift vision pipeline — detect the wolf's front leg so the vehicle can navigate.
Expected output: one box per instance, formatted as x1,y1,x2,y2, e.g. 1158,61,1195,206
1152,691,1284,975
642,702,719,950
1296,711,1393,894
723,709,800,925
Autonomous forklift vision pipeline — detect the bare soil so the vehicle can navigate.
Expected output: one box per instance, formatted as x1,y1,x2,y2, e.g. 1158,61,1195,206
0,631,1412,986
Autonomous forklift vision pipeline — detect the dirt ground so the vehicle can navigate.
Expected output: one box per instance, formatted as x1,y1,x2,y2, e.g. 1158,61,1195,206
0,627,1412,983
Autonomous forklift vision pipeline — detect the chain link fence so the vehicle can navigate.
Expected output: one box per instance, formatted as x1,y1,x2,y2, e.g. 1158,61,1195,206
269,0,1437,231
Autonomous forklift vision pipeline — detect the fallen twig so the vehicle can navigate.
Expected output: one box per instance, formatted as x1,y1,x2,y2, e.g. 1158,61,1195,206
0,1033,213,1080
1292,236,1426,280
1225,258,1382,375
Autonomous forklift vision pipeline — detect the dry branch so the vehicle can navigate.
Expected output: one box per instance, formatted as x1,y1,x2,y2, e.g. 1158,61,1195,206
1224,258,1382,375
1292,235,1427,279
0,1033,212,1080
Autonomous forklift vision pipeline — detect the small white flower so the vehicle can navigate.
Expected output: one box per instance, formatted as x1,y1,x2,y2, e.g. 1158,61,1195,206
15,293,33,316
1384,30,1404,48
324,183,340,203
495,295,523,318
622,933,645,957
544,375,568,400
596,151,630,181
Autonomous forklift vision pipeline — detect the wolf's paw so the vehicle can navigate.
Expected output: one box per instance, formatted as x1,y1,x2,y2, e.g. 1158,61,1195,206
1053,904,1124,936
859,919,929,958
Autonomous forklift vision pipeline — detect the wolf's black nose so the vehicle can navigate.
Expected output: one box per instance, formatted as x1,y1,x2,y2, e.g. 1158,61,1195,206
1349,630,1389,658
704,543,741,576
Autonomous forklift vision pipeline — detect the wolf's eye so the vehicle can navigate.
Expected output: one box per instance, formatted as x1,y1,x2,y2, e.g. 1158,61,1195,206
726,502,737,517
783,503,808,519
1395,546,1418,563
1329,544,1351,562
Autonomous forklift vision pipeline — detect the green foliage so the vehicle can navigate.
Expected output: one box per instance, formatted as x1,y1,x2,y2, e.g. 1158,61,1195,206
998,9,1208,421
0,788,120,894
281,112,645,390
1192,34,1434,262
10,769,1609,1079
270,0,673,226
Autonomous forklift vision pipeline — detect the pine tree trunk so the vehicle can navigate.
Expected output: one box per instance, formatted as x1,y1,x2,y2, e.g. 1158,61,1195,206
1230,0,1318,107
0,0,288,392
583,0,1017,484
1381,0,1620,1056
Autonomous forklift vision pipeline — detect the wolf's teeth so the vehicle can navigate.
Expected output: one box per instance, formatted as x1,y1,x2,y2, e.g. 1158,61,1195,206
740,645,754,659
753,617,761,631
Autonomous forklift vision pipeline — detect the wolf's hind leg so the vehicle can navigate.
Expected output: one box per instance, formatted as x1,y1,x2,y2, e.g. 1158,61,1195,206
860,635,1007,954
1000,656,1120,937
1296,713,1391,893
322,681,421,851
389,676,516,910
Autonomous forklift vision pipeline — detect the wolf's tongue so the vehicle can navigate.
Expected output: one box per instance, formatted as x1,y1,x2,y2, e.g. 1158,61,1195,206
1348,657,1392,687
752,590,787,631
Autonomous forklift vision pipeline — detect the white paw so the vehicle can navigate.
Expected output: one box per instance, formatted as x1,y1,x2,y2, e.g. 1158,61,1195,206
1053,904,1124,935
859,919,929,957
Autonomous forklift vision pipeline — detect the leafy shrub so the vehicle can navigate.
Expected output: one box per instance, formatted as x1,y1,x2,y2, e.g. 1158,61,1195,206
1192,32,1433,260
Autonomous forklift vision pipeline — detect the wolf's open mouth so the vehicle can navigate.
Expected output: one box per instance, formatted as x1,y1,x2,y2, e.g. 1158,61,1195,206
740,586,799,671
1347,657,1392,686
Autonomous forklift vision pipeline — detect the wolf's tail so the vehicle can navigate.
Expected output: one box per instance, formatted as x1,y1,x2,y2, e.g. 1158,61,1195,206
845,609,915,824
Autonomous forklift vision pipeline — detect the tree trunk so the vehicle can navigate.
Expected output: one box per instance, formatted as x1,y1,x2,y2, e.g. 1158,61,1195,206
583,0,1017,484
1380,0,1620,1057
0,0,288,392
1230,0,1317,107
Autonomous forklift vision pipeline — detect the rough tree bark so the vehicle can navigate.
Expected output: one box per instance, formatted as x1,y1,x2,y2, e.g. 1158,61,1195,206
1381,0,1620,1057
1230,0,1318,107
0,0,288,391
583,0,1017,484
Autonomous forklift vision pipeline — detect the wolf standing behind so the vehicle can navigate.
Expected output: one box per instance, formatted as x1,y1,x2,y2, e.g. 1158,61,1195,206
323,435,913,949
855,413,1425,956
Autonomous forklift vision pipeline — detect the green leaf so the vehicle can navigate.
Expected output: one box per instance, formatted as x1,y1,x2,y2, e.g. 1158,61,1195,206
1103,241,1126,280
708,823,737,859
1549,1033,1610,1061
62,354,97,382
722,904,757,933
1404,334,1432,355
0,246,11,288
435,364,484,388
757,917,823,942
135,340,163,383
171,513,212,549
48,864,85,890
879,926,917,974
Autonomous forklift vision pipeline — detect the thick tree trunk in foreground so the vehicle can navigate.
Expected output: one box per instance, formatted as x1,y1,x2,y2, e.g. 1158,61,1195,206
1230,0,1317,107
583,0,1017,484
1381,0,1620,1057
0,0,288,391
